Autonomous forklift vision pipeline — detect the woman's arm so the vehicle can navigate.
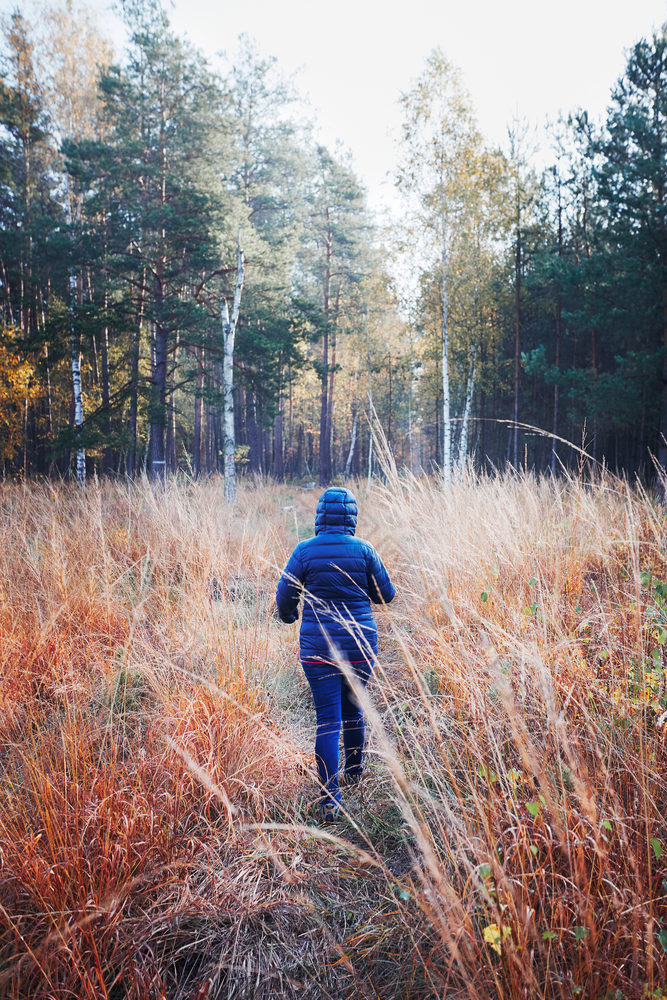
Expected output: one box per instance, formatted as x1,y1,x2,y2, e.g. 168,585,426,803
365,544,396,605
275,545,305,623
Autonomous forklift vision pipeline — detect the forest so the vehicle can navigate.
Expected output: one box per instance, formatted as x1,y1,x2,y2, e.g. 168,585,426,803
1,5,667,998
0,1,664,484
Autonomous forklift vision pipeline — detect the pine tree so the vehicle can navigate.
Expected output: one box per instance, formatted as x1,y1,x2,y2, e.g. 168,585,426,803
221,36,307,478
299,144,368,486
66,0,223,477
594,27,666,479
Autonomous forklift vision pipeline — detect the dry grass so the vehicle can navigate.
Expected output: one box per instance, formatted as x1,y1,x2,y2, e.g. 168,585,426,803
0,470,665,998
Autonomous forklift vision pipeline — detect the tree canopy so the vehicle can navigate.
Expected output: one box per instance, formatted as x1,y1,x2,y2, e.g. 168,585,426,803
0,4,664,485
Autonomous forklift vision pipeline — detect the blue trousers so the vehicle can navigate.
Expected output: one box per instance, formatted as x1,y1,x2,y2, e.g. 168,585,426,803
301,657,372,806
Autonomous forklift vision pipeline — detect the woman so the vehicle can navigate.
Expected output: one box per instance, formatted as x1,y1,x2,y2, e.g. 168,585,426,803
276,486,395,820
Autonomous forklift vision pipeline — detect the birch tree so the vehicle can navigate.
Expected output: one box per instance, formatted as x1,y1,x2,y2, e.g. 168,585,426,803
397,50,485,485
68,271,85,480
222,231,244,503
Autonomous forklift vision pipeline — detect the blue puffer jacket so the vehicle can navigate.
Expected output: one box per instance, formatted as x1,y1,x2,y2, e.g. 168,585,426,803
276,487,395,662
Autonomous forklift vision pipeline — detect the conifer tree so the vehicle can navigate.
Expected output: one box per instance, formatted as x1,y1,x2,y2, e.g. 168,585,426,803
594,27,666,478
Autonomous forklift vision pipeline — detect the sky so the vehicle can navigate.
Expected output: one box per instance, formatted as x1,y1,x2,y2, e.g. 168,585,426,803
170,0,665,214
13,0,667,215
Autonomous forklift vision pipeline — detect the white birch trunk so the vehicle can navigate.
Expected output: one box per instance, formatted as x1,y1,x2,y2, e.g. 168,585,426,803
66,171,85,482
458,345,476,473
222,231,244,504
408,382,413,473
367,371,373,488
69,271,85,482
345,408,358,479
441,223,451,486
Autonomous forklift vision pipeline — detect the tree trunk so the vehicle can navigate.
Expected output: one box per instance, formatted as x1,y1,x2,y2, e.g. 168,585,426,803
659,248,667,490
319,322,330,486
353,418,361,477
387,355,392,449
149,278,168,480
274,389,284,480
327,327,337,476
296,423,304,476
127,269,145,479
264,426,272,473
167,393,176,472
287,365,294,475
345,360,360,480
307,429,314,474
458,345,476,471
552,316,561,476
204,402,213,474
69,272,85,482
247,391,261,473
345,408,358,479
441,222,451,485
513,223,521,471
149,84,170,482
214,407,223,472
222,231,245,503
100,320,112,475
408,330,415,473
319,218,333,487
166,331,179,473
221,301,235,494
38,291,53,470
193,346,203,478
367,369,374,487
552,173,563,476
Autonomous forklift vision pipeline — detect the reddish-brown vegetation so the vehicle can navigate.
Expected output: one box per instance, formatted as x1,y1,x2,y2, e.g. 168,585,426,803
0,473,665,998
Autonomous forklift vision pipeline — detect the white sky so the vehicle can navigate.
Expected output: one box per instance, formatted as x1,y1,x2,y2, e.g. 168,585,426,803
11,0,667,215
169,0,665,215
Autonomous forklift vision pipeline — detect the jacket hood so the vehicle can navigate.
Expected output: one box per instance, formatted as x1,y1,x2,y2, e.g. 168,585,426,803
314,487,358,535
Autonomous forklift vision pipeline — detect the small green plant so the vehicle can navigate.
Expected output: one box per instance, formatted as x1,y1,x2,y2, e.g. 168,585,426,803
634,572,667,712
105,664,152,716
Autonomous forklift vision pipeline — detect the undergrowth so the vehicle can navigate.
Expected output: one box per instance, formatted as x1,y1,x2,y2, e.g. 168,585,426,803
0,470,665,998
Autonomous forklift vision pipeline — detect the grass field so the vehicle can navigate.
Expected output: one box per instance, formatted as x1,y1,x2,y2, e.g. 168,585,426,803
0,468,665,999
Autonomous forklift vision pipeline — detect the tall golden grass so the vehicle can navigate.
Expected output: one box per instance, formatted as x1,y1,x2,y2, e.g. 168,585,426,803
0,470,665,998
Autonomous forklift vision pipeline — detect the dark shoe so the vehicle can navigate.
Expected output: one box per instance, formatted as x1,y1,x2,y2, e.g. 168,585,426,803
318,801,341,823
340,770,363,789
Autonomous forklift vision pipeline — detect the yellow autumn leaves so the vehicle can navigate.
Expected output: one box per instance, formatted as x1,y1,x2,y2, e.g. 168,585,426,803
483,922,512,955
0,327,39,463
